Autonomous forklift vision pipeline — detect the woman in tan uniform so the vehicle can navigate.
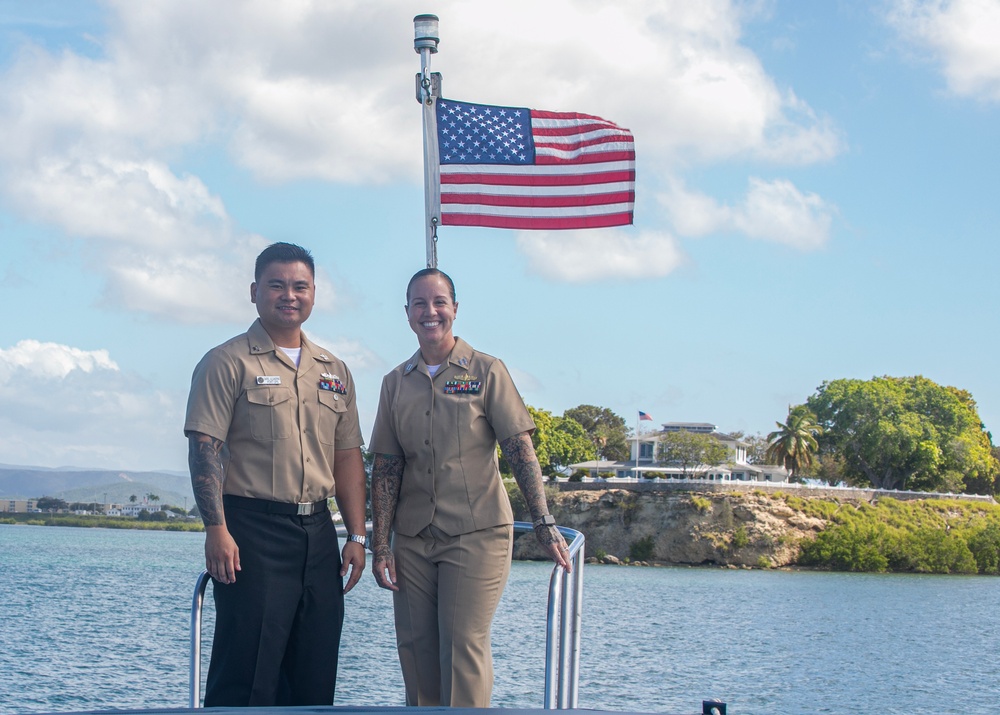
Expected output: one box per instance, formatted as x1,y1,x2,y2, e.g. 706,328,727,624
369,268,571,708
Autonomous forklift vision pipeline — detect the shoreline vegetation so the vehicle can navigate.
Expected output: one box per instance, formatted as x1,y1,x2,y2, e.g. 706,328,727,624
0,514,203,531
6,487,1000,575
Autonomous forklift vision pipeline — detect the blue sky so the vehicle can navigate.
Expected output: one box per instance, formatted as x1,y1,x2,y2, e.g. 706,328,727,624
1,0,998,472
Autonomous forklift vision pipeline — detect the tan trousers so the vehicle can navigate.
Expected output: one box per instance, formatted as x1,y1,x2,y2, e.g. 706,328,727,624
392,523,513,707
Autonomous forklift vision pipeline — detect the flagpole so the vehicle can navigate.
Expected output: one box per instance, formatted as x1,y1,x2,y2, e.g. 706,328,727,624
414,14,442,268
634,411,639,480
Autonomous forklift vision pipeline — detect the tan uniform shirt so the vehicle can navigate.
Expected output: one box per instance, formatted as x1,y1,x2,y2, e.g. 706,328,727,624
184,319,363,503
369,337,535,537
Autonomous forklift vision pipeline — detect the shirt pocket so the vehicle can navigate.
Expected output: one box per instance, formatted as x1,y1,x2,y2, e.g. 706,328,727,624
317,390,347,445
245,387,294,441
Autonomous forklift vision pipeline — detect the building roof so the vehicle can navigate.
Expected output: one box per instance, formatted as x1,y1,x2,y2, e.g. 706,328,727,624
660,422,717,433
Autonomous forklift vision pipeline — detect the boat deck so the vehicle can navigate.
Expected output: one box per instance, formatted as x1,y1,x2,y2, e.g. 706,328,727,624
59,707,712,715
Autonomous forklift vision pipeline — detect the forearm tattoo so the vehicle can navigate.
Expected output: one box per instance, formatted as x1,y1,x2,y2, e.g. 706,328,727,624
371,453,405,559
188,434,225,527
500,432,559,546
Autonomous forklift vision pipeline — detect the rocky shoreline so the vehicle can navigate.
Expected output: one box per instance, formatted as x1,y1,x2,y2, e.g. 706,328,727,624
511,486,997,570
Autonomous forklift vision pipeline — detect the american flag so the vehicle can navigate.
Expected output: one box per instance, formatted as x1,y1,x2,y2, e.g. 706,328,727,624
436,98,635,230
639,411,653,421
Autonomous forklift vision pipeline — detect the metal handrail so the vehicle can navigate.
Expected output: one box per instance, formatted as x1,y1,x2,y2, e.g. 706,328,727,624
189,521,584,709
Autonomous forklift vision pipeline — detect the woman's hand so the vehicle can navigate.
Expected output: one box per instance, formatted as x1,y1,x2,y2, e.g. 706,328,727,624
535,523,572,572
371,544,399,591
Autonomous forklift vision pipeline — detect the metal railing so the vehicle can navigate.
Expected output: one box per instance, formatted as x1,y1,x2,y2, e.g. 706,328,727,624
189,521,584,709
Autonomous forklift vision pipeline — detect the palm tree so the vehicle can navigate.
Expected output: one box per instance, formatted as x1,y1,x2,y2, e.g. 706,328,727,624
766,405,823,480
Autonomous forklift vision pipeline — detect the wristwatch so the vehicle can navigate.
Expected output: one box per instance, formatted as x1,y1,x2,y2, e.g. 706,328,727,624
347,533,367,548
533,514,556,529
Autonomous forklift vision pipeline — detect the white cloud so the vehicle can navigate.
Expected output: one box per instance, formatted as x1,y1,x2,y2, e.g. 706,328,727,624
661,177,834,250
517,229,686,282
0,340,119,381
887,0,1000,101
0,0,843,310
12,156,228,248
0,340,183,470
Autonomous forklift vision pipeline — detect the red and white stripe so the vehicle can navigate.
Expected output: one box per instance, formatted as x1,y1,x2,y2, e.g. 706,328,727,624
440,110,635,230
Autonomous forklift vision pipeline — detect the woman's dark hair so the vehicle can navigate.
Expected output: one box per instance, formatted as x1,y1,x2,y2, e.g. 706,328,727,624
406,268,456,305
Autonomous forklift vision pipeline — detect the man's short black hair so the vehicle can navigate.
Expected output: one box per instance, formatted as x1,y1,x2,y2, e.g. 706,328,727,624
255,242,315,282
406,268,457,305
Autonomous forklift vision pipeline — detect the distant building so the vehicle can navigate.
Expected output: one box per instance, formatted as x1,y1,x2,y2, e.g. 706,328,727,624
570,420,791,483
121,503,164,517
1,499,38,513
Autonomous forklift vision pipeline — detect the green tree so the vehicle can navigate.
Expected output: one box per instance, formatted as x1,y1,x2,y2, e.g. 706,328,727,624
526,406,593,475
564,404,631,462
806,376,999,492
765,405,822,480
36,496,68,512
655,430,729,478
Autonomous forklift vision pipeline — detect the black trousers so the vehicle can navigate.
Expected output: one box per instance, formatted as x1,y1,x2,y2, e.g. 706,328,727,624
204,503,344,707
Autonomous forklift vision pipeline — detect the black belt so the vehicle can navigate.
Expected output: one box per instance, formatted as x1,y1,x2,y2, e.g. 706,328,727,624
223,494,329,516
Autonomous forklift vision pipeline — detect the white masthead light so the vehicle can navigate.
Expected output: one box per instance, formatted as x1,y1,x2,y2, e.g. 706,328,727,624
413,14,439,54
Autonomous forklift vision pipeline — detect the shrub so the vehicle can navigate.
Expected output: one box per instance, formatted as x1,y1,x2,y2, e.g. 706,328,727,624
799,521,894,572
691,496,711,514
966,523,1000,575
629,535,656,561
504,480,528,520
594,548,608,561
897,528,978,574
731,526,750,550
756,556,772,569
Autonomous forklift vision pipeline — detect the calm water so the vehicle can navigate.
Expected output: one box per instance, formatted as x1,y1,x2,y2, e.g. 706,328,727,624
1,523,998,714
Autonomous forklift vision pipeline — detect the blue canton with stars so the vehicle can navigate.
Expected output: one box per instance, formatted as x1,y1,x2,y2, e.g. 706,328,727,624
437,99,536,165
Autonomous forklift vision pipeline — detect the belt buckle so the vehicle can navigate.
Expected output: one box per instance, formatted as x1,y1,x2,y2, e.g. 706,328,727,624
296,502,314,516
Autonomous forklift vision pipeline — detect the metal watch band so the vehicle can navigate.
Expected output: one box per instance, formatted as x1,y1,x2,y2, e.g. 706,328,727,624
347,534,367,546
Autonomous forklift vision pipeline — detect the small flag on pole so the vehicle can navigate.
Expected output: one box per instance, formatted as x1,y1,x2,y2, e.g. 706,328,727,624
639,411,653,421
436,98,635,230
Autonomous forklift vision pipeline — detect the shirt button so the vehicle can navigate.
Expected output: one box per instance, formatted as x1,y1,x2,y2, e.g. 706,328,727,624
424,439,429,445
425,411,430,416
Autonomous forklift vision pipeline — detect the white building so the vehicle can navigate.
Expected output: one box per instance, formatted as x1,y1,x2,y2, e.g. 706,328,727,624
571,421,791,483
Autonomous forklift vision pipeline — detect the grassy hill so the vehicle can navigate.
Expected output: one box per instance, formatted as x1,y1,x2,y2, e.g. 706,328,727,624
0,467,192,509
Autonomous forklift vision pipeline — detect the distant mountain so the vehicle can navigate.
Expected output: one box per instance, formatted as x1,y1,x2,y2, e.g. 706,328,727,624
0,467,194,509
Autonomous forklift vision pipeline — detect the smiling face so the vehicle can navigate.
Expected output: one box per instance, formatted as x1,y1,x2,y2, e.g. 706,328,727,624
250,260,315,346
406,273,458,359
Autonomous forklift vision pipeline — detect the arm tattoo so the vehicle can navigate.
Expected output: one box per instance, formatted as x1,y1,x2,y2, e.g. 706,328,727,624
500,432,559,546
188,433,225,527
371,453,405,559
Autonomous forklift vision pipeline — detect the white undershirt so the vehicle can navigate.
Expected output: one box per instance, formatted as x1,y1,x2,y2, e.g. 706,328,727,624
427,364,441,376
279,346,302,367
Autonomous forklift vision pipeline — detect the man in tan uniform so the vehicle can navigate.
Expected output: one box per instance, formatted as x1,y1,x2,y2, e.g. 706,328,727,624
185,242,367,707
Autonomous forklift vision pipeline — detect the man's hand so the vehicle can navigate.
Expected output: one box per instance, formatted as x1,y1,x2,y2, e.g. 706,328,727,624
340,541,366,594
371,544,398,591
205,524,240,583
